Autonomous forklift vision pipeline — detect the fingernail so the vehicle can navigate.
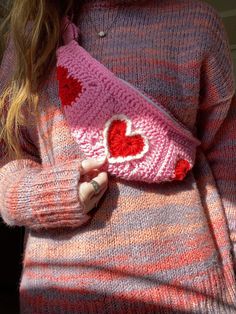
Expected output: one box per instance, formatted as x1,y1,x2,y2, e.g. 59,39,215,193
97,157,106,163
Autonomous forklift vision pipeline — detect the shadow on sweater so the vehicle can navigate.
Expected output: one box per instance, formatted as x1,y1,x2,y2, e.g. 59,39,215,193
19,260,236,313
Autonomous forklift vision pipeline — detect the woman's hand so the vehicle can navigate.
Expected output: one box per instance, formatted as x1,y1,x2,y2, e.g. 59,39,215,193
78,158,108,214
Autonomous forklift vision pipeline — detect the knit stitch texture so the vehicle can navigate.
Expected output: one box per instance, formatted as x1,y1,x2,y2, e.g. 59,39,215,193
0,0,236,313
56,19,200,183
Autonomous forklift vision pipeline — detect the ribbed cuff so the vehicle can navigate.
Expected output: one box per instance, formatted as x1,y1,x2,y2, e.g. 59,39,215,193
2,159,90,230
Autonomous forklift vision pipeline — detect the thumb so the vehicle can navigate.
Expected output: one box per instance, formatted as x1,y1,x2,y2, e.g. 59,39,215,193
80,157,107,175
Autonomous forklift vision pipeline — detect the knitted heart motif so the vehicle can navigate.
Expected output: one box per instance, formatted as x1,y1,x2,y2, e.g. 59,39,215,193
57,66,84,107
103,114,149,163
174,159,191,180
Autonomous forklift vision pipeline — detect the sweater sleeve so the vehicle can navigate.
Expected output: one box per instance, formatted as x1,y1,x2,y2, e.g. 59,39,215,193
0,151,90,231
0,38,90,231
196,7,236,256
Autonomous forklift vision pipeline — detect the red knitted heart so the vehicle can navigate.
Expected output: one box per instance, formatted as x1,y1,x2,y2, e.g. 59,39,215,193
57,66,83,107
107,119,145,158
174,159,191,180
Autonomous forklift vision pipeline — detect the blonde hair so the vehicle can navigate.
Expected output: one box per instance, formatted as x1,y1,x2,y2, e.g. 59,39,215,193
0,0,77,159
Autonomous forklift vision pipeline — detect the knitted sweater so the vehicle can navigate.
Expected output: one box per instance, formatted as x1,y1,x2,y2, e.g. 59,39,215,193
1,0,236,313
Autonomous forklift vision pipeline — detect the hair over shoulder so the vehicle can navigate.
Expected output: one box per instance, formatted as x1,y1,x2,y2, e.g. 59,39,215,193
0,0,78,159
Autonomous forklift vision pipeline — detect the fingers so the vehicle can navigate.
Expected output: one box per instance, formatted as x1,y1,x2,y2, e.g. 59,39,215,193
80,172,108,199
78,171,109,214
88,169,100,178
82,185,107,214
82,169,100,182
78,158,108,214
90,185,108,209
80,157,107,175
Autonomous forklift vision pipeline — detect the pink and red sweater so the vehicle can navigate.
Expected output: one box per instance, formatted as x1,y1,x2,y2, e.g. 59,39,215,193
1,0,236,313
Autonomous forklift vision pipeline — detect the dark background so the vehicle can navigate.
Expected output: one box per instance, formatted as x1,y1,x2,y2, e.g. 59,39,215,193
0,220,24,313
0,2,24,313
0,2,23,313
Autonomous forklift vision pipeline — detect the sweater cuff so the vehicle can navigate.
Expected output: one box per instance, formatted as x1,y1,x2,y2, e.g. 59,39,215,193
3,159,90,230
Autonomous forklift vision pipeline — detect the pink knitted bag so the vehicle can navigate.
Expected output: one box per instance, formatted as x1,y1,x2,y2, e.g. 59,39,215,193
56,17,201,184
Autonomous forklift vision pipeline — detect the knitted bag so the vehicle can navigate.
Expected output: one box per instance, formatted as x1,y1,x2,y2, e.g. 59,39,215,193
56,17,201,184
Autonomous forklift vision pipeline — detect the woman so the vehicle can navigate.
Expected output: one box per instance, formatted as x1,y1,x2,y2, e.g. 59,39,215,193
1,0,236,313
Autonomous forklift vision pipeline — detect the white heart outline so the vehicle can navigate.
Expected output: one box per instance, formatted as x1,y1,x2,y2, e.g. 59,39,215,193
103,114,149,164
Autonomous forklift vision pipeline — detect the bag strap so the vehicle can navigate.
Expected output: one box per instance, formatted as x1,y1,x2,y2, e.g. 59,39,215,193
61,16,79,45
